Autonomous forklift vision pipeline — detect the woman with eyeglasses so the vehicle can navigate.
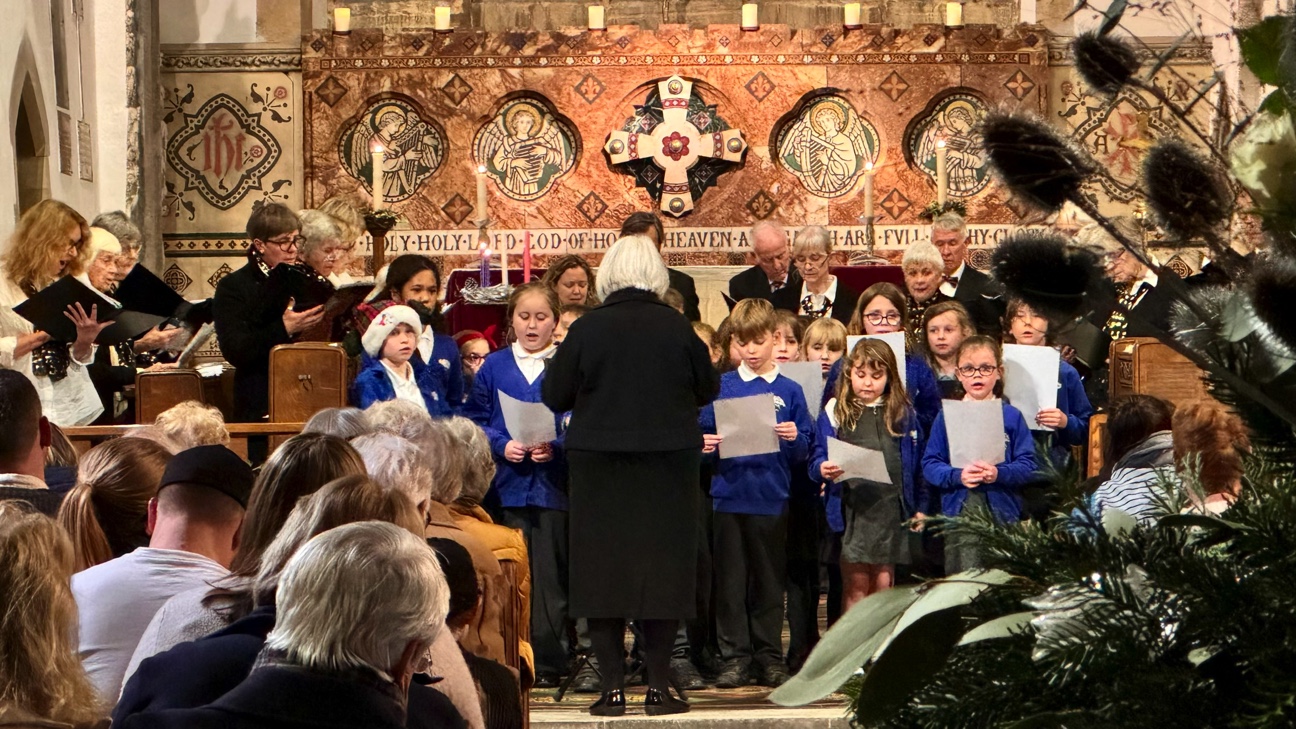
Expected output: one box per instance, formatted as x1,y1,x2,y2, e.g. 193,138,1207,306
770,225,859,326
213,203,325,424
454,330,493,395
0,200,109,426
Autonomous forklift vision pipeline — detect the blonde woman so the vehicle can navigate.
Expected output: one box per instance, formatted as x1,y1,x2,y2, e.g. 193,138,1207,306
152,400,230,452
0,200,109,426
0,501,106,728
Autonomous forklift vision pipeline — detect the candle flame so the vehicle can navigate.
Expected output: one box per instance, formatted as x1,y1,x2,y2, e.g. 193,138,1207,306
477,165,487,174
936,139,946,148
373,143,384,154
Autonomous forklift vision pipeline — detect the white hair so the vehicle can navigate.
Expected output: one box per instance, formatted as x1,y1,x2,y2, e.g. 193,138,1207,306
365,400,435,443
351,432,434,507
441,416,495,506
297,209,345,258
595,235,670,300
931,212,967,237
265,521,448,681
750,220,787,251
303,407,372,440
91,211,142,250
902,242,944,271
791,225,832,257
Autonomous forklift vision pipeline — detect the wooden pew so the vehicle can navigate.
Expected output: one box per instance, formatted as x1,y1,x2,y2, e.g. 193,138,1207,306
63,422,305,460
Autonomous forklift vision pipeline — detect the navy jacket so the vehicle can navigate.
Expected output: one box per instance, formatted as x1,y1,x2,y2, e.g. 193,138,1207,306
349,353,444,415
418,329,467,415
809,402,926,534
212,261,292,422
921,401,1036,522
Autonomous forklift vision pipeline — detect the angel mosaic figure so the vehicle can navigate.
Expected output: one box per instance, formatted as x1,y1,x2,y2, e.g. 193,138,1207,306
915,98,990,197
474,100,576,201
345,102,443,203
777,99,876,198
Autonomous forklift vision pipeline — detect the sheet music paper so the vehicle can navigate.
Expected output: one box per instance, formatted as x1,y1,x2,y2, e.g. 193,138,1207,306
943,398,1006,468
498,391,558,446
846,331,907,387
715,393,779,460
827,437,891,482
781,361,826,419
1002,344,1060,431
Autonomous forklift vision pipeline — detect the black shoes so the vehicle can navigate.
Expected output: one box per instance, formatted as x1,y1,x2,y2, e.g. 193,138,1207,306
534,671,562,689
571,660,602,694
645,687,690,716
589,689,626,717
670,657,708,691
714,660,751,689
759,661,792,688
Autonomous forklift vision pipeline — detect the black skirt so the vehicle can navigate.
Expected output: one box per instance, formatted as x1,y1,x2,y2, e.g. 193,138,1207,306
567,448,701,620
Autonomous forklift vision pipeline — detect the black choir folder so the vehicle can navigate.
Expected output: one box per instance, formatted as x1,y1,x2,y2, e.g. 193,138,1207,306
114,265,214,327
14,276,164,346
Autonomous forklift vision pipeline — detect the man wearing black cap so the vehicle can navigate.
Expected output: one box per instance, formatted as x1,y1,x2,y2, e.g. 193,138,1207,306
72,445,253,701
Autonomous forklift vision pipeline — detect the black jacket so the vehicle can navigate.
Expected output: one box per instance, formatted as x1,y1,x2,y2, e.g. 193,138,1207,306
667,267,701,322
769,279,860,327
952,265,1005,339
728,265,802,303
543,288,719,452
212,261,292,422
114,605,464,729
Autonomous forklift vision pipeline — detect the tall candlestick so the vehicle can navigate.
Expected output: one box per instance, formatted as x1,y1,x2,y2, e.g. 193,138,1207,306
523,231,532,282
1019,0,1036,23
333,7,351,34
741,3,759,30
935,140,948,208
499,240,509,287
475,165,488,225
434,6,451,31
843,2,861,29
588,4,605,30
945,1,962,27
863,161,875,219
371,145,385,210
479,242,492,288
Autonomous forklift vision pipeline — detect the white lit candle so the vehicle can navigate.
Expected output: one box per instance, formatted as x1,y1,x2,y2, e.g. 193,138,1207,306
588,4,605,30
863,162,875,219
371,145,385,210
945,1,962,27
935,140,948,207
475,164,488,224
844,2,861,28
1020,0,1036,24
741,3,759,30
434,6,451,31
333,7,351,33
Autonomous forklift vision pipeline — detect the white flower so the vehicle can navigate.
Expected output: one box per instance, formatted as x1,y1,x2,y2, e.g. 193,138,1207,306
1229,110,1296,208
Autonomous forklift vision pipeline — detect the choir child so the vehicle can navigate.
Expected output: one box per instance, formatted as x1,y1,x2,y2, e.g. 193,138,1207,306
374,254,464,415
554,303,590,345
454,330,493,394
772,310,813,670
772,310,805,365
801,317,847,377
922,301,976,399
349,302,442,412
692,321,723,368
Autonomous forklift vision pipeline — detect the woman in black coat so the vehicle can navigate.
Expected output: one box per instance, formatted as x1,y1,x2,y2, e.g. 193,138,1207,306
769,225,859,326
543,236,719,717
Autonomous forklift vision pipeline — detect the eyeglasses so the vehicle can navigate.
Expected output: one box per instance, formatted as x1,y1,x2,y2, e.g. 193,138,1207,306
794,253,828,266
264,234,305,250
864,311,903,326
464,353,487,363
957,364,999,377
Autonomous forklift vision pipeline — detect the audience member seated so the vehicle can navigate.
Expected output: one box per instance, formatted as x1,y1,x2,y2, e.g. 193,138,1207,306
127,433,365,666
152,401,230,452
1081,395,1176,526
0,502,107,728
302,406,372,439
0,370,61,516
72,445,252,700
354,430,510,667
57,438,172,572
365,398,438,443
431,536,525,729
118,521,459,729
116,476,476,729
1172,401,1251,514
44,422,81,494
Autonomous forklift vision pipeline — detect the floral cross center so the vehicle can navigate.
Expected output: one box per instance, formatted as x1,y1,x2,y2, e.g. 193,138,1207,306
662,131,690,161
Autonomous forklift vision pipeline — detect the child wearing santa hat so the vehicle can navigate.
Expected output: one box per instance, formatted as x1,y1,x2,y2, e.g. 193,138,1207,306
349,301,441,413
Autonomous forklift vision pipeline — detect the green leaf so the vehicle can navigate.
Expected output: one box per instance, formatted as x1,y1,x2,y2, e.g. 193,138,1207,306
1157,513,1242,531
769,585,918,707
1239,16,1288,86
856,608,967,726
958,611,1035,646
1006,709,1102,728
1098,0,1127,36
874,569,1016,659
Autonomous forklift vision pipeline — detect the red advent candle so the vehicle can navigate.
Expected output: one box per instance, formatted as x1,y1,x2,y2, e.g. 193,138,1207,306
523,231,533,282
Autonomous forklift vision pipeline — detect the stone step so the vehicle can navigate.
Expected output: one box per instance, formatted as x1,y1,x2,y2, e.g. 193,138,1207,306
532,706,850,729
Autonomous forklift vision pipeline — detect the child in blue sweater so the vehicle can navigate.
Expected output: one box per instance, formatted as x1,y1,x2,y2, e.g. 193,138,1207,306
349,302,443,412
699,299,813,690
1002,297,1094,520
461,282,569,684
810,339,925,614
922,336,1036,573
371,254,465,416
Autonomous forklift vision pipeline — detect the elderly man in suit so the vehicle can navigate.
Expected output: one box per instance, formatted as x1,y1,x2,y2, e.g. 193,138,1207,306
931,212,1003,337
728,221,802,303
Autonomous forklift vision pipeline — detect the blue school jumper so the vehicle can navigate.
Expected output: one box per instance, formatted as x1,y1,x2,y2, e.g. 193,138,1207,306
809,401,926,534
699,365,814,515
825,355,941,438
349,353,443,413
461,346,568,511
418,328,467,417
921,401,1036,522
1050,361,1093,460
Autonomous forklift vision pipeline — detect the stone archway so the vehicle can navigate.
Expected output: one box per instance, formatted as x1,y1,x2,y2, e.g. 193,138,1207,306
14,73,50,214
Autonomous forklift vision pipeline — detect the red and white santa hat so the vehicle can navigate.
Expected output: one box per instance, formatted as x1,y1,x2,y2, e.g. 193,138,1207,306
357,301,423,358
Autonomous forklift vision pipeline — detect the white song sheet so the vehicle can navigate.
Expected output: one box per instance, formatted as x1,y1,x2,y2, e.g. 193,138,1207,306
715,393,779,460
498,391,558,446
827,437,891,482
1002,344,1060,431
846,331,907,387
943,398,1006,468
781,361,827,420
